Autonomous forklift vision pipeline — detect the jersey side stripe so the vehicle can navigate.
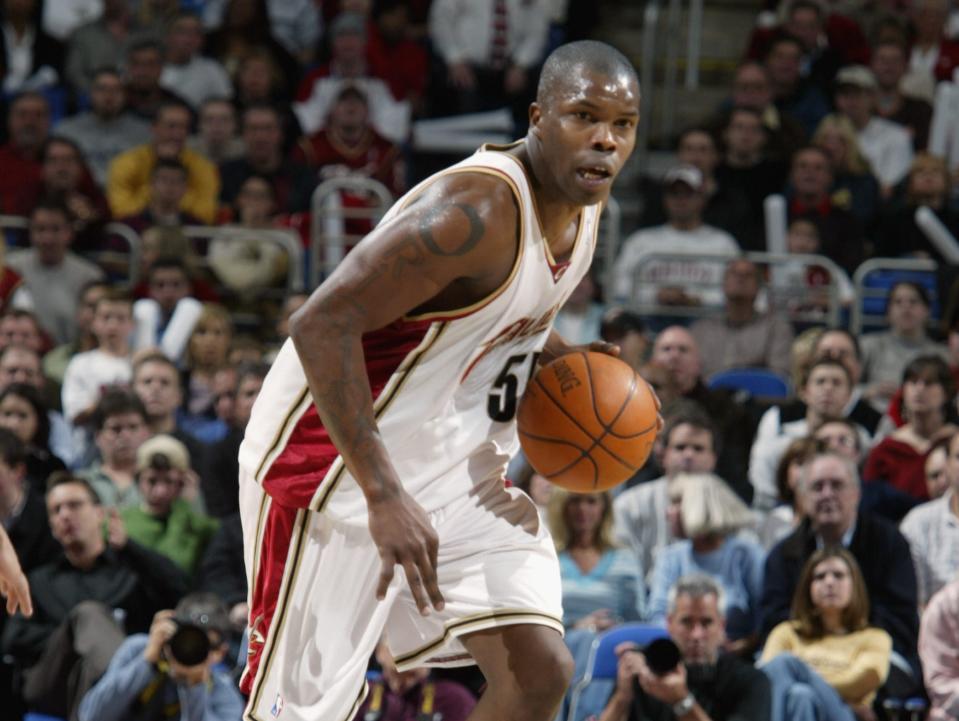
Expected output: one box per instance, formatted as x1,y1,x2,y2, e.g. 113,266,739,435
309,321,450,513
253,385,312,483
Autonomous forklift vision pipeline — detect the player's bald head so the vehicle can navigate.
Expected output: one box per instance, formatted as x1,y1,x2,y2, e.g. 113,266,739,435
536,40,639,107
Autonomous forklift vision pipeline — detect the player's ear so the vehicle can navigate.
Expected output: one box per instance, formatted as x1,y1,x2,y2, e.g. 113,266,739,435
528,102,542,133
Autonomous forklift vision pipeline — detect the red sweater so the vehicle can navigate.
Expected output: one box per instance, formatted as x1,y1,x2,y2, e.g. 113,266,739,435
863,437,929,501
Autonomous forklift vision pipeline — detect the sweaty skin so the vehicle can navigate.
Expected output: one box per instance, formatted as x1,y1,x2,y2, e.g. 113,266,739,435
288,65,640,615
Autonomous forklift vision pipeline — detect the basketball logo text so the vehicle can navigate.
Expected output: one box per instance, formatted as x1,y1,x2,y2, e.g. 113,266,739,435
553,359,582,397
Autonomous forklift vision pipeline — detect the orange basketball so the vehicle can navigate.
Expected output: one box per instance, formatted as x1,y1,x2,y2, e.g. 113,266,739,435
517,351,660,493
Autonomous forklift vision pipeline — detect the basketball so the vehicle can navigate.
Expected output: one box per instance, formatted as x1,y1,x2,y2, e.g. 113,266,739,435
517,351,660,492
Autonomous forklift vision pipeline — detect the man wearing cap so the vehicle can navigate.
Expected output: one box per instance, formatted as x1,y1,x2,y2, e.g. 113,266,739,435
121,434,219,577
834,64,913,197
613,164,740,308
78,592,244,721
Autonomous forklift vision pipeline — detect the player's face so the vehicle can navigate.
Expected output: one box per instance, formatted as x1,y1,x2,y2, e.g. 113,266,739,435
530,69,639,205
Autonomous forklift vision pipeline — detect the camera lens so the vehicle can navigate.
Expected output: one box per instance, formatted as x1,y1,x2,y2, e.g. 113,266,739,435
168,622,211,666
644,637,681,675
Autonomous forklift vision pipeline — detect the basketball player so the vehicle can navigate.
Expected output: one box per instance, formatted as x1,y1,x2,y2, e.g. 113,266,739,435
239,41,641,721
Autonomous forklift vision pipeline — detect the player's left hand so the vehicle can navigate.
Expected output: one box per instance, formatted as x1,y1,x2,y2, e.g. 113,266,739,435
584,340,620,357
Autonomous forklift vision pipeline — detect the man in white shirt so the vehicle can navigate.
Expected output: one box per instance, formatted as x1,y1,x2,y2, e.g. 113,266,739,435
613,164,740,307
833,64,913,197
159,13,232,111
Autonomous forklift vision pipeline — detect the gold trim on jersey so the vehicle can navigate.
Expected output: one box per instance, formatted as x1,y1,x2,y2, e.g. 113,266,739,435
245,507,311,721
253,385,312,483
391,608,565,670
248,489,272,609
308,320,451,512
402,165,526,323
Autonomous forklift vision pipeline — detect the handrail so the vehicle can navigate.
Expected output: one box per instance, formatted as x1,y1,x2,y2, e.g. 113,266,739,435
309,177,393,287
182,225,304,293
850,257,938,335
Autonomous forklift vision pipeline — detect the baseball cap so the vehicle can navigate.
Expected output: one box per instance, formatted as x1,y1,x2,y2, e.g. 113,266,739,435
136,434,191,473
663,164,704,190
835,65,877,91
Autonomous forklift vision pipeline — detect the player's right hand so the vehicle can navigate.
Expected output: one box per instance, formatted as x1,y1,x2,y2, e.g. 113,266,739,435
368,491,445,616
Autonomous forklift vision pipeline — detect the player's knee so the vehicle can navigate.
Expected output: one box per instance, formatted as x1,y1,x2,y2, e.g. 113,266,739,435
511,641,574,715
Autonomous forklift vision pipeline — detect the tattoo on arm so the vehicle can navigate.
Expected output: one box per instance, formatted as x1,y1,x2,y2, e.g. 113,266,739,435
417,203,485,257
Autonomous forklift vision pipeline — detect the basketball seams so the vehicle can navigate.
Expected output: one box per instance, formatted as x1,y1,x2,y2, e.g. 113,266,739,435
517,428,599,484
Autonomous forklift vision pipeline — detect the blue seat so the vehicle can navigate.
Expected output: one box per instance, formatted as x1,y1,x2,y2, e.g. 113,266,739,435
567,623,670,721
24,714,68,721
707,367,791,399
859,268,939,329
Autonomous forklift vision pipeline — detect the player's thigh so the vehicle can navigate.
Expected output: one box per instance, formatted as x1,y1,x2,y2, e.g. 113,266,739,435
460,623,573,696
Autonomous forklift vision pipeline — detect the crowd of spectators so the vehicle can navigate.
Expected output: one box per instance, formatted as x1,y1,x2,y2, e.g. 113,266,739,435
2,0,959,720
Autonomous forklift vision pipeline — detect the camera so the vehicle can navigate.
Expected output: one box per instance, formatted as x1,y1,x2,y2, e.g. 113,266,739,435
643,637,681,675
167,619,211,666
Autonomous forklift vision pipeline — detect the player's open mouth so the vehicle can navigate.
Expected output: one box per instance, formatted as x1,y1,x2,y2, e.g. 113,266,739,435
576,167,612,188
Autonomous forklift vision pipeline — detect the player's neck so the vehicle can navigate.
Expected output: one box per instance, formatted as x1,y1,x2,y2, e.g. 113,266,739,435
516,140,583,239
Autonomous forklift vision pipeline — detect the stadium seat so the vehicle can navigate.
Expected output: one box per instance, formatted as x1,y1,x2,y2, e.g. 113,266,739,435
567,623,670,721
707,367,792,399
24,714,67,721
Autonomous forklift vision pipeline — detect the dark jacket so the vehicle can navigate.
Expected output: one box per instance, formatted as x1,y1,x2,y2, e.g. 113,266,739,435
197,513,245,607
760,513,919,672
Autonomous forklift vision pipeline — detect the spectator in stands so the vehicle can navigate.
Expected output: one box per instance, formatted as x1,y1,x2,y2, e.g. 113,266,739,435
220,104,315,214
64,0,136,94
760,450,921,695
122,38,187,122
197,513,246,636
689,258,795,378
811,113,881,230
905,0,959,96
0,244,33,319
6,199,104,345
919,577,959,720
79,389,152,509
807,328,884,435
872,39,933,151
864,355,956,517
599,309,648,373
0,308,46,355
0,0,64,94
0,383,65,484
553,273,604,346
758,436,819,549
833,65,913,198
159,12,232,111
108,100,219,224
924,435,951,498
875,152,959,262
61,289,134,425
78,591,243,721
57,67,152,187
121,434,217,576
785,145,864,275
204,0,322,67
900,430,959,607
549,489,644,631
118,158,205,232
714,106,787,249
132,258,204,364
428,0,549,128
651,327,755,497
750,358,866,510
813,417,864,465
367,0,430,109
0,92,49,210
614,164,740,307
187,97,245,164
0,472,188,719
647,473,764,650
764,34,831,138
131,351,192,447
615,408,721,583
860,281,948,412
760,547,892,721
204,0,301,97
294,84,405,197
200,362,265,518
600,574,771,721
41,279,107,386
15,136,111,252
182,304,233,418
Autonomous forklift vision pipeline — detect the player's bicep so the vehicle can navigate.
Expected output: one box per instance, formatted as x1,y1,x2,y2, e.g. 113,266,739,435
314,181,514,332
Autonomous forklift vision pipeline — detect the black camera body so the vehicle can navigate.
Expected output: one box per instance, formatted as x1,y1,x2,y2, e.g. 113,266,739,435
643,637,682,675
167,619,211,666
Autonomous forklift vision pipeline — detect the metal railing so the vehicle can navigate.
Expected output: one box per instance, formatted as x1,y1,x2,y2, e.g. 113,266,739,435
309,177,394,288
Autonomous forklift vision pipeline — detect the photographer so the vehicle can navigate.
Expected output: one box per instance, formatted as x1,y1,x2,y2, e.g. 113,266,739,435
600,575,770,721
77,592,244,721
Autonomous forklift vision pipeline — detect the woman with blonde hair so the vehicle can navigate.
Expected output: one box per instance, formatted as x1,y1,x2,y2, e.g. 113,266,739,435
546,489,644,632
646,473,764,649
183,303,234,417
875,152,959,261
760,546,891,721
812,114,880,227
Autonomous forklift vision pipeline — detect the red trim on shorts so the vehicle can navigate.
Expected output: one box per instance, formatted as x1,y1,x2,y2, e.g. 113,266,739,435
261,317,434,509
240,499,299,696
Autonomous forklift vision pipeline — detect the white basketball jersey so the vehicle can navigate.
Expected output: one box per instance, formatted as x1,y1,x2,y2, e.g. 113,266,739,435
239,143,602,522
